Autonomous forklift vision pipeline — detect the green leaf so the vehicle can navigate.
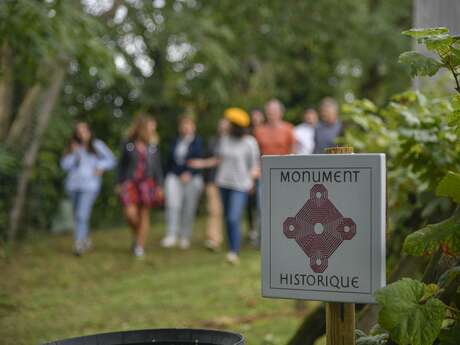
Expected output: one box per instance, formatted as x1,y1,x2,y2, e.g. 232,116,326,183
452,95,460,110
402,27,449,39
399,51,443,77
355,329,389,345
436,171,460,203
403,210,460,256
439,323,460,345
423,34,453,54
438,266,460,289
375,278,446,345
446,110,460,127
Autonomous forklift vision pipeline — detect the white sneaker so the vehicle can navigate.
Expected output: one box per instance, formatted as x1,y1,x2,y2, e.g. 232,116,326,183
133,245,144,258
161,236,177,248
204,240,219,251
178,238,190,250
74,241,85,256
84,238,92,250
226,252,239,265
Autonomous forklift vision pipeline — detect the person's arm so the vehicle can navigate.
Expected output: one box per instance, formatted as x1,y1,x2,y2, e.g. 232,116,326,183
288,126,296,154
187,157,220,169
305,127,315,155
94,140,116,173
183,137,204,175
187,136,221,169
249,137,261,179
60,142,80,172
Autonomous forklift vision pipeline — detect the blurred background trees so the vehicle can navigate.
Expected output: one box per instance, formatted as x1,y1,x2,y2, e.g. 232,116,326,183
0,0,412,241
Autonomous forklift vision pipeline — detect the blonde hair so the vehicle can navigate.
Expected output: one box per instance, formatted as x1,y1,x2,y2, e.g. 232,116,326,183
127,112,159,144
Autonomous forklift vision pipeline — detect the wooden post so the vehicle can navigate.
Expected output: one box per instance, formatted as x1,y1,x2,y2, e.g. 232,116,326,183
325,146,356,345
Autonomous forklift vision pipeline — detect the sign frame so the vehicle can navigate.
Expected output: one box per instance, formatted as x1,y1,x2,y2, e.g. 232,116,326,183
261,154,386,304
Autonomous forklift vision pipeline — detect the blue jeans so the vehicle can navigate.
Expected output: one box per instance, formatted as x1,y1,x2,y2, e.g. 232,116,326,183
220,187,248,253
69,190,99,243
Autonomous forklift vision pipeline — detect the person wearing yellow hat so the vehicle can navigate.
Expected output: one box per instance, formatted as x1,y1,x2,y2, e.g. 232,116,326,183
188,108,260,264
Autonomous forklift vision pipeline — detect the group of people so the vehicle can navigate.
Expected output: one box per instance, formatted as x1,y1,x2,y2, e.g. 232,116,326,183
60,97,342,263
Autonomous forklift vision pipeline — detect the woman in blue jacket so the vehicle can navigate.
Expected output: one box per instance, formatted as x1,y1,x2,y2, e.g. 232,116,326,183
161,115,204,249
61,122,115,255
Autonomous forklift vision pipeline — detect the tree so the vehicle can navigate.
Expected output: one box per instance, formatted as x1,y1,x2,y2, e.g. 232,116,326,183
0,0,118,241
0,0,412,240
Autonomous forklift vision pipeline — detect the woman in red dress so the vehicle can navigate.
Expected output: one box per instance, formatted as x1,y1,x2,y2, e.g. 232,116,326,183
117,114,164,257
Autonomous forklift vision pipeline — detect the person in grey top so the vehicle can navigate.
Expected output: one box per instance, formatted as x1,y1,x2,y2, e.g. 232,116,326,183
189,108,260,264
313,97,343,154
61,121,115,255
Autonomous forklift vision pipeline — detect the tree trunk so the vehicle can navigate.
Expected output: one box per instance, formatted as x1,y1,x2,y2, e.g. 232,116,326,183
287,305,326,345
7,66,65,242
0,41,14,140
5,84,42,148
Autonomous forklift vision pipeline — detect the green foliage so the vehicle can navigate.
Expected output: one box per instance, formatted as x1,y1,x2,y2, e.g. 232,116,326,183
439,323,460,345
341,90,460,264
402,28,449,39
403,207,460,257
400,27,460,92
0,0,413,237
343,90,460,191
438,266,460,291
355,330,388,345
352,26,460,345
375,278,446,345
403,171,460,258
398,52,443,77
436,172,460,203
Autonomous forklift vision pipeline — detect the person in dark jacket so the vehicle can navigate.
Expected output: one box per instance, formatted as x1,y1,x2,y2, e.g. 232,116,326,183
161,115,204,249
117,114,164,257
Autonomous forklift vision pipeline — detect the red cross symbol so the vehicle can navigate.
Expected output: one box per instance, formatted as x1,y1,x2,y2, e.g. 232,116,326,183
283,184,356,273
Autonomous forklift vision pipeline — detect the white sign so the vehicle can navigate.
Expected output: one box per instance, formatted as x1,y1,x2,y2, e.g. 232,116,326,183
261,154,386,303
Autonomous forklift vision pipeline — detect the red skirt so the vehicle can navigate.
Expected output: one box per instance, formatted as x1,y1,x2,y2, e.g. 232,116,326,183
120,178,163,208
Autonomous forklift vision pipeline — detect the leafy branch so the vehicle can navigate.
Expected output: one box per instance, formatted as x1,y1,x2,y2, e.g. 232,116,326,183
399,27,460,94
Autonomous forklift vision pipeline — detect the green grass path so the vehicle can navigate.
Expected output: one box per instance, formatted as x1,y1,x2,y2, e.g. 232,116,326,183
0,217,316,345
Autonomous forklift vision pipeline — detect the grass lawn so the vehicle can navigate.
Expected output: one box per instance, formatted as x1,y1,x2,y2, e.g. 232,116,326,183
0,215,319,345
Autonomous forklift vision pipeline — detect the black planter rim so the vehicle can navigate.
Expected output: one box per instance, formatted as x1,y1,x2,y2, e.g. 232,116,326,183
42,328,245,345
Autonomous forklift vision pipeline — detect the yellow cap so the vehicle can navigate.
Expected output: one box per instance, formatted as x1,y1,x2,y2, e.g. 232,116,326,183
224,107,250,127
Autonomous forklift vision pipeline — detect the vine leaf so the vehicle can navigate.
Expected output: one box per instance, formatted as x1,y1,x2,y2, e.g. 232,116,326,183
375,278,446,345
403,210,460,256
402,27,449,39
398,51,443,77
436,171,460,203
439,323,460,345
438,266,460,289
355,330,388,345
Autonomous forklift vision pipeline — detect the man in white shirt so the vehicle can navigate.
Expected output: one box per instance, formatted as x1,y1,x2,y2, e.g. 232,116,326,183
294,108,318,154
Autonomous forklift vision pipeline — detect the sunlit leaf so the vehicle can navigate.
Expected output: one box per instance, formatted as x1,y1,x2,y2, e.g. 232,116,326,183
375,278,446,345
436,171,460,203
402,27,449,39
399,51,443,77
403,210,460,256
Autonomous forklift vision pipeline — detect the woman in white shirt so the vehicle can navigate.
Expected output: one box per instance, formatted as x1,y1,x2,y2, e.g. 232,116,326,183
294,108,318,155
